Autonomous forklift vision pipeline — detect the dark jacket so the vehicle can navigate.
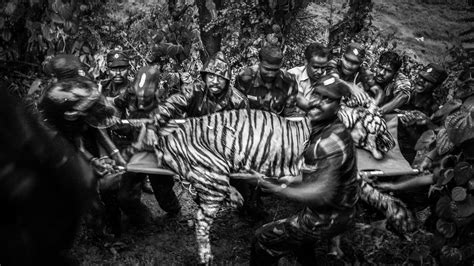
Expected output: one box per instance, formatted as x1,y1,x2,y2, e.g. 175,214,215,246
235,65,297,116
156,80,249,124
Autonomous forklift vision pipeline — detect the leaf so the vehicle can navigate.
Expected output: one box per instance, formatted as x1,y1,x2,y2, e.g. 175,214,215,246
440,246,463,265
435,168,454,186
436,219,456,238
82,45,91,54
27,79,42,95
455,194,474,218
41,23,52,42
432,99,462,123
454,162,472,185
2,30,11,42
414,129,436,151
436,195,453,219
451,186,467,202
436,129,455,156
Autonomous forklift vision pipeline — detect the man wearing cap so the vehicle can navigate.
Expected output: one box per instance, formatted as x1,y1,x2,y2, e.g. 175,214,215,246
39,77,126,237
235,45,298,117
328,42,366,83
366,51,412,114
397,64,448,163
405,63,448,116
417,67,474,171
110,65,174,226
154,51,248,124
102,50,132,98
232,76,359,265
149,52,248,222
43,54,92,81
33,54,92,114
103,49,154,194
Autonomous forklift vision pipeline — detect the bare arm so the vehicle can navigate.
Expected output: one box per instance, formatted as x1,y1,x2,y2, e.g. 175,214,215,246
380,94,409,115
375,174,434,192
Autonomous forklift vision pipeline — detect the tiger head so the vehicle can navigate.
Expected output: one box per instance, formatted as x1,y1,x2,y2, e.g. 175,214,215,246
339,105,395,159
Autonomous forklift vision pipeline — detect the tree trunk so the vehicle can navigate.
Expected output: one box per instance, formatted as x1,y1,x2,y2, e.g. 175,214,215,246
329,0,373,48
196,0,223,62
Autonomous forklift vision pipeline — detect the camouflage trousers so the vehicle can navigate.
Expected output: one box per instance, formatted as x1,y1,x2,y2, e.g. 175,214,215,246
251,206,355,265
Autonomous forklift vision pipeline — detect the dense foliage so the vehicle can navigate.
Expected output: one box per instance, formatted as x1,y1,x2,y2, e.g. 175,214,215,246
1,0,473,264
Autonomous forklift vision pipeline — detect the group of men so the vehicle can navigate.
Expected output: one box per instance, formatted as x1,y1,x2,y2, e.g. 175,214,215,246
37,37,469,264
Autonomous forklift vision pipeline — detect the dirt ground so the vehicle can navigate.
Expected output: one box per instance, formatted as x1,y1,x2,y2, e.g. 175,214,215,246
71,1,472,265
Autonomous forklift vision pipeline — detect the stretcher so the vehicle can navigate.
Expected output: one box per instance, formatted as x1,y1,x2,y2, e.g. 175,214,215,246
358,114,420,179
123,115,420,179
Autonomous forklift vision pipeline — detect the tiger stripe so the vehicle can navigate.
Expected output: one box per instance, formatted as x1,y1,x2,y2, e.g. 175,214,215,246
157,109,310,263
156,108,405,264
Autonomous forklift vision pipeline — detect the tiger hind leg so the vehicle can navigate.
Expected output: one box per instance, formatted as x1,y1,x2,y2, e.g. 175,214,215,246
186,169,231,265
195,201,222,265
360,179,417,237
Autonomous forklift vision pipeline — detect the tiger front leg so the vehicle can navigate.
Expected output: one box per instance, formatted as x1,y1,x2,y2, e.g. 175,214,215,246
195,201,222,265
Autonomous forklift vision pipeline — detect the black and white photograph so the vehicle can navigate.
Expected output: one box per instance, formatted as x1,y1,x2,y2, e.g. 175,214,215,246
1,0,473,265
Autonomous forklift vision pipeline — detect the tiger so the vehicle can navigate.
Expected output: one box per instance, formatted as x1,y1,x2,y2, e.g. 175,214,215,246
148,108,412,264
154,109,310,264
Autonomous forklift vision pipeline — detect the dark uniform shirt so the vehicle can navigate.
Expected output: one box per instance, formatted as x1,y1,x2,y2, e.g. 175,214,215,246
302,121,360,214
403,91,439,117
157,80,249,123
235,65,297,116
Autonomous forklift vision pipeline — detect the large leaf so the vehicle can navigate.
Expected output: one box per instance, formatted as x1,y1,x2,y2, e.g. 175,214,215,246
414,129,436,151
436,195,453,219
451,186,467,202
454,194,474,218
442,169,454,186
440,246,463,266
432,99,462,124
435,167,454,186
436,128,455,156
440,155,457,169
436,219,456,238
454,162,472,186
